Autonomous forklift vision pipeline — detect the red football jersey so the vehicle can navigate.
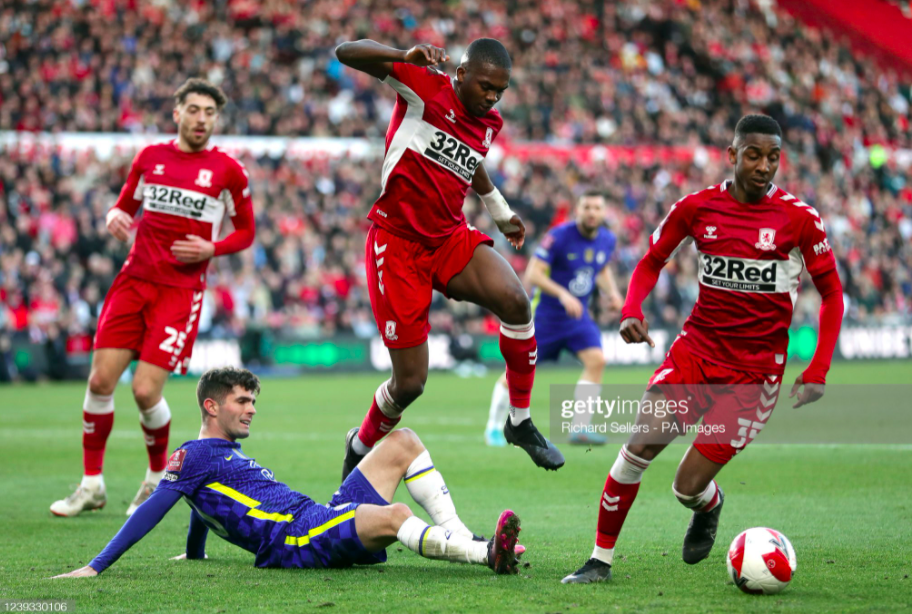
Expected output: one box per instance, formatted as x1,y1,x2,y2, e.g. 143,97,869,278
368,62,504,247
113,141,253,290
631,181,837,374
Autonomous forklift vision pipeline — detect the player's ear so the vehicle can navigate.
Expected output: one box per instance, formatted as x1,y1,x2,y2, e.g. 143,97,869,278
203,398,218,418
456,65,466,84
173,106,181,125
727,145,737,166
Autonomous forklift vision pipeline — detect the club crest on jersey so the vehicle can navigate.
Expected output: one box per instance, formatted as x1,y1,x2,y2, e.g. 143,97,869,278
195,169,213,188
755,228,777,251
385,320,398,341
445,109,457,124
153,164,166,175
585,248,594,263
483,128,493,148
704,226,718,239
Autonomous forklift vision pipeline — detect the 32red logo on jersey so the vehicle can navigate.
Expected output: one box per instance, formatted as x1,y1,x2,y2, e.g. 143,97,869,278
167,449,187,472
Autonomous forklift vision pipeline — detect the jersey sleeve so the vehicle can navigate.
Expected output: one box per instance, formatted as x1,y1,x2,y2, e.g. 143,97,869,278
156,446,213,497
383,63,447,102
600,231,618,272
534,231,558,265
795,208,837,279
621,197,696,321
112,146,150,216
213,160,256,257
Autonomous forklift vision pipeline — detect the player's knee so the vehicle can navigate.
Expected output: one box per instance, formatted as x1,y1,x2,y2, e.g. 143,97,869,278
585,354,606,374
387,428,424,456
671,473,703,499
87,370,117,396
387,502,413,530
626,443,658,462
393,375,426,405
131,380,161,410
499,286,532,324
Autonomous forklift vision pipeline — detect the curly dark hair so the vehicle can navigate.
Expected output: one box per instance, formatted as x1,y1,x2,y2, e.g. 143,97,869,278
196,367,261,418
174,78,228,111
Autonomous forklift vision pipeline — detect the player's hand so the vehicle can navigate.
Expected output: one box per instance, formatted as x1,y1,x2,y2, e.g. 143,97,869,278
619,317,655,348
171,234,216,263
50,565,98,579
559,290,584,319
170,553,208,560
499,214,525,249
106,208,133,242
404,44,449,67
789,373,825,408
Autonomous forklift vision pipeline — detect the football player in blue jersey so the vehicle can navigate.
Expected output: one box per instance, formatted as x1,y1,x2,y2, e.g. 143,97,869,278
53,367,522,577
485,191,623,447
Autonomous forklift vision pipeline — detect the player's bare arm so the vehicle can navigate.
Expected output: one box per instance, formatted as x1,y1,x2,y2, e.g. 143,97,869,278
524,256,582,318
335,40,449,81
473,164,524,248
596,265,624,311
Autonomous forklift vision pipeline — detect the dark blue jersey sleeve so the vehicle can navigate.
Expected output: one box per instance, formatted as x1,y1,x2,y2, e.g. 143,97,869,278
186,508,209,559
534,230,559,265
88,488,182,573
156,445,213,496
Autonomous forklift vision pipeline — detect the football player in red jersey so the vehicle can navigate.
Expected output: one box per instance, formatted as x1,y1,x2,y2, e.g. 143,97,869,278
50,79,256,518
563,115,844,583
335,38,564,479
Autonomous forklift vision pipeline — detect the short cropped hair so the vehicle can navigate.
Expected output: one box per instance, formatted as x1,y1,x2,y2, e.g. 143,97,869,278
579,189,605,202
174,78,228,111
462,38,512,71
734,114,782,141
197,367,261,418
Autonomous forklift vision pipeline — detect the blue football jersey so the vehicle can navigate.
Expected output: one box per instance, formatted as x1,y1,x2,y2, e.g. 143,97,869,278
532,221,617,320
156,438,316,567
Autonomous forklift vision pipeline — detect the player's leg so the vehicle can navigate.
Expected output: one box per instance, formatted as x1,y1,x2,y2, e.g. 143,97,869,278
446,243,564,470
344,226,433,480
674,445,726,564
355,428,474,539
51,275,148,517
563,386,683,583
569,343,608,446
484,372,509,446
50,348,135,516
344,343,429,479
125,360,172,515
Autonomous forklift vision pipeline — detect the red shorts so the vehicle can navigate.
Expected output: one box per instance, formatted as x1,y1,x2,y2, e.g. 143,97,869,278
366,223,493,349
647,337,783,465
95,273,203,374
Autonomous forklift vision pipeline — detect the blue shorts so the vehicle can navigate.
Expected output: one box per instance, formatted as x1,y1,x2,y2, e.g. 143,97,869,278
279,469,389,569
535,315,603,362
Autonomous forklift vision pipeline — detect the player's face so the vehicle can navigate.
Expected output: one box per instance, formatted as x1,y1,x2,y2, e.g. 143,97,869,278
173,93,219,151
215,386,257,440
456,63,510,117
576,196,606,235
728,133,781,201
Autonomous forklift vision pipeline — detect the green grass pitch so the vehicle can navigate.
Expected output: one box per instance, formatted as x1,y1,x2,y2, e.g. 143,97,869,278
1,361,909,613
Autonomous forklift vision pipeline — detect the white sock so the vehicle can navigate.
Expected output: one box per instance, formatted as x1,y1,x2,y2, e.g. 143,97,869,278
509,405,530,426
81,474,105,491
84,389,114,415
591,544,615,565
673,480,720,513
486,379,510,430
145,468,165,484
405,450,470,537
397,516,487,564
138,397,171,430
572,379,600,430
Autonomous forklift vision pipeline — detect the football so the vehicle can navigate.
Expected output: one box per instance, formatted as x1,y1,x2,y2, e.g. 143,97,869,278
727,527,797,595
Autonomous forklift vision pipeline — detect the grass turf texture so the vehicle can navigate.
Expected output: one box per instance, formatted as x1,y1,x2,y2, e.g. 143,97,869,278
1,361,909,613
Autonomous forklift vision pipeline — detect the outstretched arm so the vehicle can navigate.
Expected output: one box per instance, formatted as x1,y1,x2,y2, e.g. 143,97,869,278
620,199,694,347
52,488,183,578
789,268,844,407
335,40,448,80
186,508,210,559
473,164,525,248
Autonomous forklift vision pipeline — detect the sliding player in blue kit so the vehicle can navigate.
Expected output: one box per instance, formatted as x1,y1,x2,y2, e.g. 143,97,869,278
53,367,522,577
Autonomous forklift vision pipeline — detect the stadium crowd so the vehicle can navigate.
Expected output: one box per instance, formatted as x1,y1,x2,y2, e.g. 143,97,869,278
1,0,911,378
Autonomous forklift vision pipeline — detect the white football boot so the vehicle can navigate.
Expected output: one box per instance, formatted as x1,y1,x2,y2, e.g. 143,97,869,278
126,481,158,516
50,484,107,517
